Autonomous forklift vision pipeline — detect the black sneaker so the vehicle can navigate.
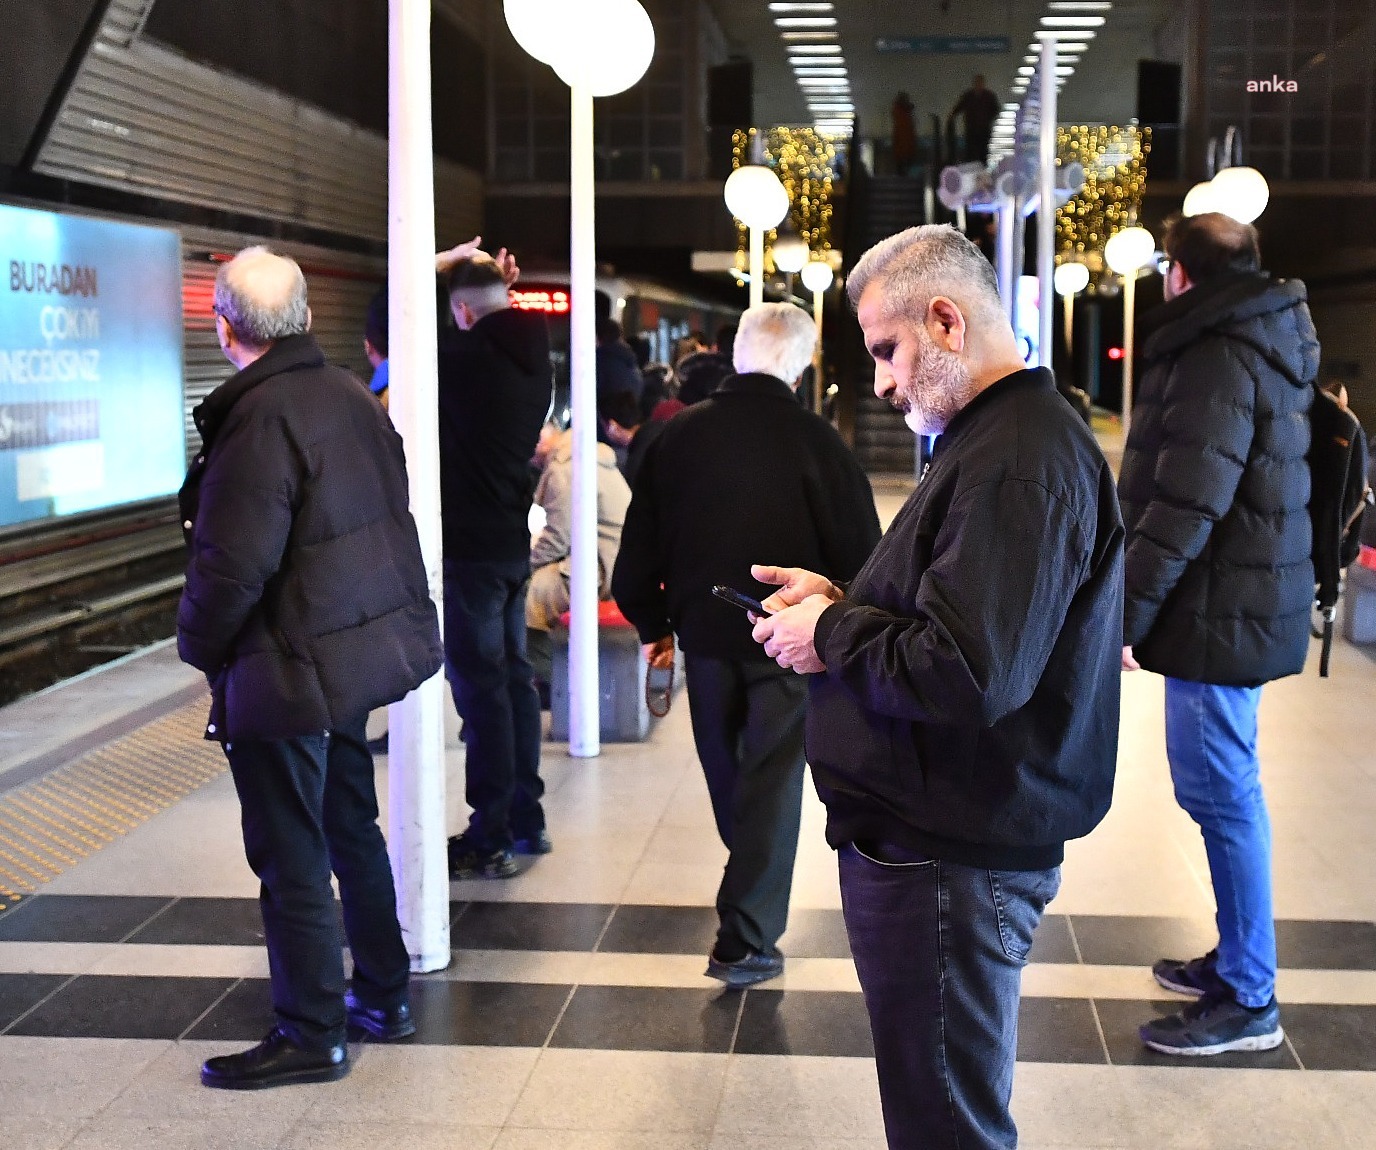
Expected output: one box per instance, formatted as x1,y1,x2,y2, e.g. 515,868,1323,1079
344,990,416,1041
200,1027,348,1090
512,829,553,855
1139,990,1284,1056
448,835,519,879
704,948,784,988
1152,948,1222,997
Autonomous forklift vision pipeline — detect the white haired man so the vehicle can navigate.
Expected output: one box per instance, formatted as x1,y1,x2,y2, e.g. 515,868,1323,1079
613,302,880,986
750,226,1124,1149
179,247,442,1088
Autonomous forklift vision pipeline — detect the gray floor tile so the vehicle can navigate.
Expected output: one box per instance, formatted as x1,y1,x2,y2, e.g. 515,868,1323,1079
1016,997,1107,1064
734,989,873,1058
7,974,234,1041
0,895,172,944
1283,1002,1376,1071
407,978,571,1046
1069,915,1217,968
550,984,739,1053
598,905,719,955
125,897,267,946
0,971,69,1030
453,900,614,952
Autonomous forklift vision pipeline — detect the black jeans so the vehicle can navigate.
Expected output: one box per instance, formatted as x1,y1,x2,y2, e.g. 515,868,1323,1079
684,654,808,959
838,842,1060,1150
224,716,410,1049
443,558,545,851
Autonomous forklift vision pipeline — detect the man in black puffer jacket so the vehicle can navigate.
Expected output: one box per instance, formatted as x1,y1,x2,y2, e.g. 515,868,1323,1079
179,247,443,1090
1119,213,1316,1058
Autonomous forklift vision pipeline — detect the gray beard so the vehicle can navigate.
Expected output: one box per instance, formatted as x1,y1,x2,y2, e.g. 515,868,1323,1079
893,332,975,436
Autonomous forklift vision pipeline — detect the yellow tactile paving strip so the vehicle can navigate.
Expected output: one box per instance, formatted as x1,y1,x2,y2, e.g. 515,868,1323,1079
0,697,221,909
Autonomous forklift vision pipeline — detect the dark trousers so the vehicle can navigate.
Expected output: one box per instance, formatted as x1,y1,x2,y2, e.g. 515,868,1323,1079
684,654,808,959
838,843,1060,1150
443,558,544,851
224,715,410,1049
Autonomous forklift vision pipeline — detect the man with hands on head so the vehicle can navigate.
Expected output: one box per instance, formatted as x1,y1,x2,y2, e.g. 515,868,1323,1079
752,225,1124,1150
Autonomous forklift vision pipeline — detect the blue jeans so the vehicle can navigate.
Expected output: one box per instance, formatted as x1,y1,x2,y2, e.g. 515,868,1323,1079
224,716,410,1049
443,558,545,852
839,842,1060,1150
1164,678,1274,1007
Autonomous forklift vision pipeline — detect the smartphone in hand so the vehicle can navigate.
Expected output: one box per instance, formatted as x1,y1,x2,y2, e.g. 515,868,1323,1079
712,585,767,616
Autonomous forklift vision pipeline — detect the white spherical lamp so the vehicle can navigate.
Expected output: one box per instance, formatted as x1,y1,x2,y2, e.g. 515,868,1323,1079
773,232,810,275
800,260,834,294
1210,165,1270,224
1104,226,1156,276
503,0,569,66
1053,261,1090,296
1182,179,1222,217
553,0,656,97
724,165,790,230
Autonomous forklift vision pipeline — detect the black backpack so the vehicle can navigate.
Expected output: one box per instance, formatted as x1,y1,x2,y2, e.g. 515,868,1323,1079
1309,385,1371,675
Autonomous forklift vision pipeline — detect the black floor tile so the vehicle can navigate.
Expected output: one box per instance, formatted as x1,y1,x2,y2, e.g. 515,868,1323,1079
735,989,873,1058
452,901,613,952
1069,915,1217,968
1094,998,1300,1070
1282,1003,1376,1071
779,909,851,959
1274,919,1376,971
127,898,266,946
183,978,274,1042
1028,914,1079,964
550,984,739,1053
1017,997,1106,1064
0,894,172,943
408,979,571,1046
8,974,235,1041
0,973,69,1030
597,905,720,955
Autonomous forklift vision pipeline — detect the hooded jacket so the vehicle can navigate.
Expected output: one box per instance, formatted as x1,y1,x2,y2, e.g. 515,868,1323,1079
438,307,553,562
806,369,1124,871
1119,272,1316,685
177,334,443,742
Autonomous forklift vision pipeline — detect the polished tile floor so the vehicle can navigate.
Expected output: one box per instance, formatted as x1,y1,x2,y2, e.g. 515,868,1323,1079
1,486,1375,1147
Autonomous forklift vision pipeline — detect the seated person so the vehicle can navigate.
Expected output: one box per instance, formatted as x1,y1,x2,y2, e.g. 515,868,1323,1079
526,422,633,685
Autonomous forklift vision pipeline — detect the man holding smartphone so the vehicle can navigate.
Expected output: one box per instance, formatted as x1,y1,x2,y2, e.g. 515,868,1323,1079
613,302,879,987
751,226,1123,1150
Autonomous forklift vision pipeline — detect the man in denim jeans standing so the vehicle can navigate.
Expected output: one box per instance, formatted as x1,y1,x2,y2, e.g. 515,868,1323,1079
1119,213,1315,1055
751,226,1124,1150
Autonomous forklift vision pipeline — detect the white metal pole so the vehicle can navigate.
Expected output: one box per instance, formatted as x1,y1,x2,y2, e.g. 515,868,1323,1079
995,198,1016,318
568,83,600,758
1036,36,1057,368
749,225,765,309
1063,292,1074,356
1122,271,1136,437
812,288,825,411
386,0,449,973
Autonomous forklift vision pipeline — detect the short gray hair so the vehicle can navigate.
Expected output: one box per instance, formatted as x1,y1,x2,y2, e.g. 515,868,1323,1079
214,246,309,347
846,225,1003,328
733,302,817,385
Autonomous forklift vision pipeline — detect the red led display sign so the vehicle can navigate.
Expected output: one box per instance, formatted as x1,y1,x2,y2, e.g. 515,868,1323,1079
509,286,570,314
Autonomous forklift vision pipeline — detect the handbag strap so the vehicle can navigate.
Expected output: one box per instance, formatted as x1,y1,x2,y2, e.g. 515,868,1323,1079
646,661,674,718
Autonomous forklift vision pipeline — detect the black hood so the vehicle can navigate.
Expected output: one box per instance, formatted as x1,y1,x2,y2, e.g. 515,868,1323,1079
471,307,552,376
1139,272,1318,390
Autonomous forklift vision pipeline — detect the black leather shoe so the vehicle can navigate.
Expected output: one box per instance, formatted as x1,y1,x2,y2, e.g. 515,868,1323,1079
345,990,417,1040
200,1027,348,1090
705,948,784,988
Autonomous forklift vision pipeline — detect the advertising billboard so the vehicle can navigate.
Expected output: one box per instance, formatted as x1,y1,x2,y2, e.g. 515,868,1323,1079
0,203,184,529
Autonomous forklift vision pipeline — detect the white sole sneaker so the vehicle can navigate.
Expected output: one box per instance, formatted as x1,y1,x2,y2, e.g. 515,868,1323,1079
1143,1026,1285,1057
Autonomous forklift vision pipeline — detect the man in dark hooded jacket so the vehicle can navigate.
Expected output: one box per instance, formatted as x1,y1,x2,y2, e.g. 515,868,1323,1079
179,247,443,1089
440,255,554,879
1119,212,1316,1057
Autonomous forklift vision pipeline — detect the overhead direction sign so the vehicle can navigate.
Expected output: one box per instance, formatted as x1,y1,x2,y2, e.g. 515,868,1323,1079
875,36,1010,54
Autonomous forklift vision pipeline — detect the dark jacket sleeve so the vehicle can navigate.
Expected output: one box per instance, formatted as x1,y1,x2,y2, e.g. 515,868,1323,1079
1123,340,1257,646
176,415,297,674
812,427,882,580
610,432,673,645
814,478,1090,727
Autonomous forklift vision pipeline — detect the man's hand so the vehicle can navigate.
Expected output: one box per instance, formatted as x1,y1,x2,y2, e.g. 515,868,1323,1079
644,635,675,670
1122,645,1141,671
435,237,521,286
751,595,833,674
751,563,841,615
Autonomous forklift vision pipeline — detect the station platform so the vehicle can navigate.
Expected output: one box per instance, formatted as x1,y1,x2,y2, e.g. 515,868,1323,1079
0,483,1374,1149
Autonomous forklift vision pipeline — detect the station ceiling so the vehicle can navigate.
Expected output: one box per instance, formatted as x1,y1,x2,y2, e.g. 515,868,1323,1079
706,0,1181,142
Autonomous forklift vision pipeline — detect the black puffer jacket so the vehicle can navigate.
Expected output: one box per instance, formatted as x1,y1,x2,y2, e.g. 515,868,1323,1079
1119,272,1316,685
178,335,443,742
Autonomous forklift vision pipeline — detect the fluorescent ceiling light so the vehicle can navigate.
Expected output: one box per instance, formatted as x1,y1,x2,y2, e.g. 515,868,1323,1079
1041,14,1106,26
1049,2,1111,9
770,2,834,9
1034,29,1096,39
781,31,839,40
798,77,850,85
793,63,847,70
1017,66,1035,75
788,44,843,53
775,16,838,25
